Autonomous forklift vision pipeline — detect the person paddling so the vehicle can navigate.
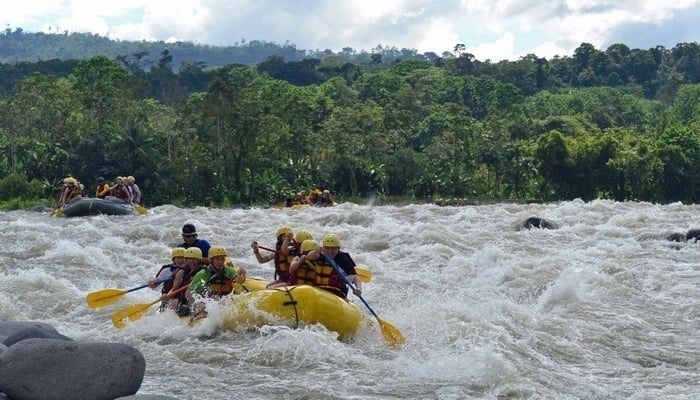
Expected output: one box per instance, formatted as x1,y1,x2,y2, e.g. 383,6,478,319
95,177,110,199
56,177,82,208
105,176,133,204
126,175,142,204
148,247,187,312
251,226,297,288
162,247,204,316
288,239,318,287
305,233,362,298
186,246,246,320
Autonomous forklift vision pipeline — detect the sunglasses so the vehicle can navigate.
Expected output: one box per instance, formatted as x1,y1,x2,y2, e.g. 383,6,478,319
182,234,196,238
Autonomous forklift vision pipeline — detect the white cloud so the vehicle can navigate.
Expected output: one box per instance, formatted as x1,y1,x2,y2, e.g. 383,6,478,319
416,17,459,55
1,0,699,60
467,32,516,62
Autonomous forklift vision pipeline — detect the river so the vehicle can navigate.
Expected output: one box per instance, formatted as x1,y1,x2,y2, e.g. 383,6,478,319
1,200,699,399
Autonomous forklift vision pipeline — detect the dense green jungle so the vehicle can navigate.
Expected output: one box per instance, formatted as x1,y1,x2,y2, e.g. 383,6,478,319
1,29,700,208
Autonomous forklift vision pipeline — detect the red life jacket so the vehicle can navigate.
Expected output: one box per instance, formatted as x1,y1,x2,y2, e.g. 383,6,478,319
114,185,130,201
155,264,177,294
311,259,345,297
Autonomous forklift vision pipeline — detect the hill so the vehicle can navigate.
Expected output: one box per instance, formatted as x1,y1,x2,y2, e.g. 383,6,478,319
0,28,429,70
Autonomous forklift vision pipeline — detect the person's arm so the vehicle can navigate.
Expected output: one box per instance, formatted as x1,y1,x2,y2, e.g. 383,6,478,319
279,233,292,255
126,186,134,203
161,269,184,300
132,185,141,203
337,252,362,296
57,188,69,207
289,254,306,274
350,274,362,295
187,269,208,299
306,243,323,260
251,241,274,263
225,265,246,284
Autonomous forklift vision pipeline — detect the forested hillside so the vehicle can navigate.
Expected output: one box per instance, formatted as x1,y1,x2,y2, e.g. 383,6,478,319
0,29,421,69
1,29,700,207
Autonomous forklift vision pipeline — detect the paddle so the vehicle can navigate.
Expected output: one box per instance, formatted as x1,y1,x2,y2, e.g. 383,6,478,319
320,253,406,346
257,245,373,283
86,277,171,309
111,284,189,329
50,194,64,217
133,204,148,215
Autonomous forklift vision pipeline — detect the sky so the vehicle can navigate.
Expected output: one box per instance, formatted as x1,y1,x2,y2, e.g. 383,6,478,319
2,0,699,61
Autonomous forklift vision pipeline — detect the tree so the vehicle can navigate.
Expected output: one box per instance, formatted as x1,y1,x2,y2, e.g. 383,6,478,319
532,130,573,199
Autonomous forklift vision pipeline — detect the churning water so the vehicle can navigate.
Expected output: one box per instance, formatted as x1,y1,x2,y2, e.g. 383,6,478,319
1,200,699,399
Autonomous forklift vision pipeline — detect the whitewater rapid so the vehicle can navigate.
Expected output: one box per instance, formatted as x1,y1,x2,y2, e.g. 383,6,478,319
1,200,699,399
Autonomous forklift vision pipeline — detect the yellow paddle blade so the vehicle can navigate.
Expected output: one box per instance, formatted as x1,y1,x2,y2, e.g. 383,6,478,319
378,317,406,346
111,299,160,329
51,209,64,218
355,266,372,283
86,288,128,309
134,204,148,215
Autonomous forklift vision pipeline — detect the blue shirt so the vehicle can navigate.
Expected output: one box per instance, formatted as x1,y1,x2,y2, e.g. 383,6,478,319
179,238,211,257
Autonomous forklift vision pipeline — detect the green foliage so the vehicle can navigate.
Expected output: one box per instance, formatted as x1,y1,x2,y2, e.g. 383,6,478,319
532,130,573,200
0,173,45,201
2,37,700,207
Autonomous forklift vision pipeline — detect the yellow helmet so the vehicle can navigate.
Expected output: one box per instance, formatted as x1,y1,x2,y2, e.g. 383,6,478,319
295,229,314,243
276,226,292,237
301,239,318,253
322,233,341,248
184,247,202,260
63,177,77,185
209,245,228,259
127,176,135,183
171,247,186,259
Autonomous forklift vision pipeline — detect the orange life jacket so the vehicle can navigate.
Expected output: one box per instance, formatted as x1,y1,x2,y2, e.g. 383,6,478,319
312,259,345,296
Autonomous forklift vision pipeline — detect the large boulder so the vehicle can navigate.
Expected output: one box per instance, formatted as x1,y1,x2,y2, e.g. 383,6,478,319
520,216,557,230
3,325,73,346
0,321,58,343
685,228,700,242
0,339,145,400
666,232,686,242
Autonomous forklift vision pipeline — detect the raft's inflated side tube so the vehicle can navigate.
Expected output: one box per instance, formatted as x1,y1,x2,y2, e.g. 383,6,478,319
62,198,135,217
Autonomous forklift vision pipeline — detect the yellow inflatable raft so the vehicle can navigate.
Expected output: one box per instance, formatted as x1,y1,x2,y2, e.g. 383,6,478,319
221,284,365,339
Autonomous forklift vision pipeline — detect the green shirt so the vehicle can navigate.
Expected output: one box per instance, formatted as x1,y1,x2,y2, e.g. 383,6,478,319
189,265,239,295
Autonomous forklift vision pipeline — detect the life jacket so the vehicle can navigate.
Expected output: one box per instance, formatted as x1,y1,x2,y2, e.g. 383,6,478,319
66,185,80,201
308,190,320,204
96,183,110,198
155,264,177,294
114,185,130,201
273,241,296,280
295,260,316,285
171,265,199,305
182,264,203,285
312,259,346,297
204,268,237,297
